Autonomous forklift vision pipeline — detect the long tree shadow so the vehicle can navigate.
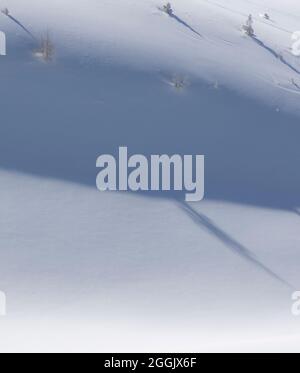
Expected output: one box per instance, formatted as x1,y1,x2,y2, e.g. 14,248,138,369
292,207,300,217
179,201,292,288
170,13,202,38
2,10,37,42
251,36,300,76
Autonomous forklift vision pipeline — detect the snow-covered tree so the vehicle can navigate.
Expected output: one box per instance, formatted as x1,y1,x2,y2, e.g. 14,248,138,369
1,8,9,16
162,2,173,16
242,14,254,36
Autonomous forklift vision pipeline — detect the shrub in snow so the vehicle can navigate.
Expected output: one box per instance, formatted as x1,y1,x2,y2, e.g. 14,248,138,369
162,2,173,16
170,75,187,91
1,8,9,16
242,14,254,36
36,32,54,62
259,13,270,20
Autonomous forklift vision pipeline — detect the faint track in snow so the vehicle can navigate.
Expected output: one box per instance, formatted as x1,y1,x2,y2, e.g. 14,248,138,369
276,83,300,95
243,0,300,22
200,0,293,35
255,71,300,96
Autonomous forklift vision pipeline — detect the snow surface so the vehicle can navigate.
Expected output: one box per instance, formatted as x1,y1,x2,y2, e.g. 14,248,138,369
1,0,300,352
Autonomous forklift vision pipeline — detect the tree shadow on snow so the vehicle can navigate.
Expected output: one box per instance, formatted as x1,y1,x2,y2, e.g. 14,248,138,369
170,13,202,38
5,13,37,42
179,201,292,288
251,36,300,76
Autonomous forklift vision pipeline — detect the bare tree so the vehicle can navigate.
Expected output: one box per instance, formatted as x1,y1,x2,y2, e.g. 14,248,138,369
170,75,188,91
38,32,54,62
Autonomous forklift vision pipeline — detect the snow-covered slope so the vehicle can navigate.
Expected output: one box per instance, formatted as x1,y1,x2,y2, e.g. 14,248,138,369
3,0,300,110
1,170,300,353
1,0,300,352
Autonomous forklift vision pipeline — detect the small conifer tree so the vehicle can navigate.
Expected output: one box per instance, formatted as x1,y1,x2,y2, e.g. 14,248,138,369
242,14,254,36
163,2,173,16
